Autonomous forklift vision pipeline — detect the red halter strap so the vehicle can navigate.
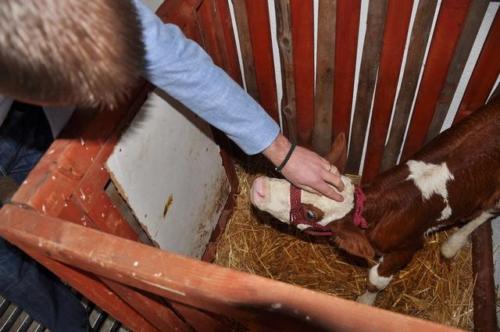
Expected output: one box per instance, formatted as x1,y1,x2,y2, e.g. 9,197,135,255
289,185,334,236
353,187,368,229
289,185,369,236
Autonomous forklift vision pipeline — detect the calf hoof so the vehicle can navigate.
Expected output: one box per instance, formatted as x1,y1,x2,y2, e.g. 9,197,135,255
356,291,377,306
441,235,467,259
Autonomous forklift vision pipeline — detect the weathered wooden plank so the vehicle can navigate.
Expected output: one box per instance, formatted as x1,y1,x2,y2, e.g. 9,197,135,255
454,12,500,123
16,244,159,332
332,0,361,140
312,0,336,155
231,0,260,100
0,205,462,332
245,0,280,122
198,1,225,67
275,0,297,142
291,0,315,147
471,223,497,332
425,0,490,142
381,0,438,171
362,0,414,182
346,0,389,174
214,0,243,84
401,0,472,161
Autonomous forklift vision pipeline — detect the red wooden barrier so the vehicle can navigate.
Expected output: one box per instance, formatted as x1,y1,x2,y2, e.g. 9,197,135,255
454,12,500,123
332,0,361,140
245,0,280,122
401,0,472,160
291,0,314,146
363,0,414,181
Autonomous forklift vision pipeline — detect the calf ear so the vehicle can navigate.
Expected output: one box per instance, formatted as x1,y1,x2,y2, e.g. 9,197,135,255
325,133,347,173
331,220,375,260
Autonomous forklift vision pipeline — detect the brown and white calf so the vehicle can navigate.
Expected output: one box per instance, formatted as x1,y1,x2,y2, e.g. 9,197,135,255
250,97,500,305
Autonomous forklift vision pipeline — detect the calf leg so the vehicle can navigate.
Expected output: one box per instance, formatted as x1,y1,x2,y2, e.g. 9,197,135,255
357,249,417,306
441,211,493,259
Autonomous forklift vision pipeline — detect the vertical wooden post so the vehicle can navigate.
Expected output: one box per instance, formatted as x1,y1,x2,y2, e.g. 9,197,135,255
401,0,472,160
312,0,336,155
381,0,439,171
362,0,414,181
291,0,315,147
275,0,297,142
346,0,388,174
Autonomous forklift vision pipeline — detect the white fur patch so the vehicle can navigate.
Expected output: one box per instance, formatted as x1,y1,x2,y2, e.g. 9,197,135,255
406,160,454,221
251,176,355,226
297,224,312,231
357,291,377,306
301,175,355,226
424,225,446,237
251,178,292,223
369,262,393,291
441,210,493,258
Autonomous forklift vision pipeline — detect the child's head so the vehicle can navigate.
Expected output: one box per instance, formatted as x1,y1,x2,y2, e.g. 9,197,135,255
0,0,146,108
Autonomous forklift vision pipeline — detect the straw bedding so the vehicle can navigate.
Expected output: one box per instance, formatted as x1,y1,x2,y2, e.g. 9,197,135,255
214,161,473,330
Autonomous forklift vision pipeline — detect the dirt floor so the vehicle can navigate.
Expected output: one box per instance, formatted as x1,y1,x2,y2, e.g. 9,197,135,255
214,162,474,330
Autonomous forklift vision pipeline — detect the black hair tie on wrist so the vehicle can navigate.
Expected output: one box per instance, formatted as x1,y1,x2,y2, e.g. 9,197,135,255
275,143,296,172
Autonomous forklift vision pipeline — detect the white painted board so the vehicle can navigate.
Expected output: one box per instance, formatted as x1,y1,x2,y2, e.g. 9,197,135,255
107,91,230,259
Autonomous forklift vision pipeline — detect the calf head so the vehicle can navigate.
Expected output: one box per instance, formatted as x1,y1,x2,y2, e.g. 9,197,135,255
250,133,375,260
251,133,352,223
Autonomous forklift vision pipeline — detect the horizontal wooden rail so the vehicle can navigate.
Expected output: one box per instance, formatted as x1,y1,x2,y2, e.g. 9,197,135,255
0,204,462,332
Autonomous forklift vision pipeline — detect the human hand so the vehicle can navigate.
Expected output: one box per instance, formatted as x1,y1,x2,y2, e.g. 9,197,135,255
262,134,345,201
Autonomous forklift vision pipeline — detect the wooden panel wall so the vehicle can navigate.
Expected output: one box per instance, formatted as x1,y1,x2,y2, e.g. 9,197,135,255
228,0,499,180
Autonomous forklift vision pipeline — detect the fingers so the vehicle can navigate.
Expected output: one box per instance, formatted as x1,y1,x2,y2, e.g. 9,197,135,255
322,168,345,191
314,182,344,202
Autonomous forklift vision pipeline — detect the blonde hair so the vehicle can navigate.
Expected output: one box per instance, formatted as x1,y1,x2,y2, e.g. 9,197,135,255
0,0,145,107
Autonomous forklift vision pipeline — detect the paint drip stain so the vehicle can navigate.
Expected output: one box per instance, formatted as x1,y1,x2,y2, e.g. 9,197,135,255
163,194,174,218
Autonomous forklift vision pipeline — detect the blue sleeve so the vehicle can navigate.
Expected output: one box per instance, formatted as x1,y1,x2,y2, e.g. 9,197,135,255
132,0,280,155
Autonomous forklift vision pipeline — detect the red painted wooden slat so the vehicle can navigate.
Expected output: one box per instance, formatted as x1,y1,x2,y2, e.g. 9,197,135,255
425,0,489,142
380,0,438,171
332,0,361,140
362,0,414,181
59,198,196,332
346,0,389,174
291,0,314,146
454,12,500,123
0,205,462,332
401,0,472,161
312,0,336,155
245,0,280,122
18,246,160,332
215,0,244,84
198,1,225,67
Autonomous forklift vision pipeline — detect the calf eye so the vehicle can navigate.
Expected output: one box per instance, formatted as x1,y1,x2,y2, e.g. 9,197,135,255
306,210,316,220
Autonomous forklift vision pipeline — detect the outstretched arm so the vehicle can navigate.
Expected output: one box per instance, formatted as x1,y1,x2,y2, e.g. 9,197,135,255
133,0,343,200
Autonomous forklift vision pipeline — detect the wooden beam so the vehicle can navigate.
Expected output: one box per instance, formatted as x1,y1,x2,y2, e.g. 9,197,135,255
401,0,472,161
291,0,315,147
0,205,462,332
231,0,260,100
214,0,244,84
454,12,500,124
275,0,298,142
362,0,414,182
425,0,489,142
471,223,497,332
346,0,389,174
15,244,160,332
312,0,336,155
332,0,361,140
381,0,438,171
245,0,280,122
